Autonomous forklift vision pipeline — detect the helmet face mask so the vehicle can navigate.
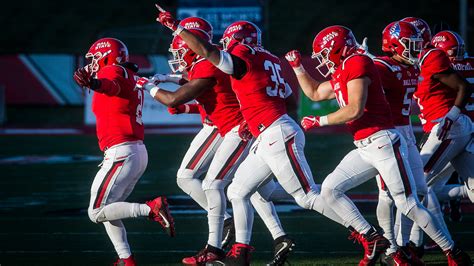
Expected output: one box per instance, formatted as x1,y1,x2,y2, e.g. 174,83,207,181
168,46,190,73
312,47,336,77
399,36,423,65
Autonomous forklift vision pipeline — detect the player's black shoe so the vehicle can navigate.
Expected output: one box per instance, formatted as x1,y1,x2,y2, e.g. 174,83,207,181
221,217,235,250
267,235,295,266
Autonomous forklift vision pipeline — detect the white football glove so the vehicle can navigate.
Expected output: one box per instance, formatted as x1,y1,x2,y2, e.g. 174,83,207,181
136,77,160,97
150,73,183,84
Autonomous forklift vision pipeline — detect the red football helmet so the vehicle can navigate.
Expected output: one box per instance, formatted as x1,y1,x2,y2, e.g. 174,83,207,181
220,21,262,51
179,16,213,39
401,17,432,47
168,29,211,72
431,30,465,61
311,25,358,77
86,38,129,74
382,21,423,65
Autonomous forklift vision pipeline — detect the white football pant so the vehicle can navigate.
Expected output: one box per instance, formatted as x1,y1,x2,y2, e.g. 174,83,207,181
321,129,454,251
409,115,474,246
88,141,151,259
227,115,345,245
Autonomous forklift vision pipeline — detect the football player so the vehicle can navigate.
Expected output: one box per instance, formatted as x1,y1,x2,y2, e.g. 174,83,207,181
138,17,294,265
287,25,471,265
156,7,346,266
370,21,427,265
402,18,474,262
431,31,474,215
73,38,175,266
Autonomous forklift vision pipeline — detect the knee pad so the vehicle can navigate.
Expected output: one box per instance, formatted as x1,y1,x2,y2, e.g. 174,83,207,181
176,176,195,193
393,194,419,215
320,183,343,206
88,207,105,223
227,182,252,202
293,189,318,209
202,177,228,191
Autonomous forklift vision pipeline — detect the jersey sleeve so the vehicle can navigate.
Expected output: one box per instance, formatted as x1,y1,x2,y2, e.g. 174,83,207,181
191,60,219,80
343,55,373,82
229,44,254,74
374,61,396,93
420,49,451,75
97,65,128,96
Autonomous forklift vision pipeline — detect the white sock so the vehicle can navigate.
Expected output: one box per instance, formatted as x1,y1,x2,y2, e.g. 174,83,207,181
231,197,254,245
177,177,208,210
376,196,397,254
98,202,150,222
251,192,285,239
104,220,131,259
406,202,454,251
397,211,414,247
311,194,347,227
205,189,226,248
426,189,452,239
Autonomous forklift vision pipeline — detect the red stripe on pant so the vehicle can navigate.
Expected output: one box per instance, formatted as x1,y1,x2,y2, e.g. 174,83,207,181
393,139,412,197
186,128,219,170
379,175,387,191
93,160,125,209
423,139,452,173
285,136,311,193
215,141,247,180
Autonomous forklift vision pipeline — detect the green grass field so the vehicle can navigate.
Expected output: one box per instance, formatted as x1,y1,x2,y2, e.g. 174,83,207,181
0,133,472,265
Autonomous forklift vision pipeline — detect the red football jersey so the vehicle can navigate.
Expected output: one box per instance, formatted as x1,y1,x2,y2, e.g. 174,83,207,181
414,48,457,132
228,44,288,136
187,58,243,135
451,56,474,120
92,65,144,151
374,56,419,126
330,54,394,140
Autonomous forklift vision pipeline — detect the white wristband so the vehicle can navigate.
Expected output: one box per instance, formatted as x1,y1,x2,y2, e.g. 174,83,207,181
150,87,160,98
293,65,306,75
173,25,184,36
319,115,329,126
184,104,190,113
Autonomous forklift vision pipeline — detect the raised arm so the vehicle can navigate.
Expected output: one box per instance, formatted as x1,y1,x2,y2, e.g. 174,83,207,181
285,50,335,101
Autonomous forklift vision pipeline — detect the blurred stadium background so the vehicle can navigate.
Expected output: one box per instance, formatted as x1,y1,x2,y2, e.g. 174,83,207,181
0,0,473,265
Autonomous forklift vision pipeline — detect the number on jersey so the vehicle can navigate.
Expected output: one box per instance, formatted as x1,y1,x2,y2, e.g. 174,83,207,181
401,87,415,116
264,60,287,98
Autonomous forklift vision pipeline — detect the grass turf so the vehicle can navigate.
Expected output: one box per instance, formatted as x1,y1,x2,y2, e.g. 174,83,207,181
0,134,472,265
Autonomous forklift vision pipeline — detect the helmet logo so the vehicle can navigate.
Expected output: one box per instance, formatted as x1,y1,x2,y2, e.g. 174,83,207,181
94,41,112,50
183,21,201,29
389,23,401,38
226,24,243,34
432,35,446,43
322,31,339,47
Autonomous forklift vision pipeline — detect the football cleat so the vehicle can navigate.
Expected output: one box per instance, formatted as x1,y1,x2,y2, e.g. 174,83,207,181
406,241,424,259
208,243,254,266
380,249,411,266
182,244,225,265
267,235,295,266
445,246,473,266
114,255,136,266
146,196,175,237
349,227,390,266
221,217,236,250
402,243,425,266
